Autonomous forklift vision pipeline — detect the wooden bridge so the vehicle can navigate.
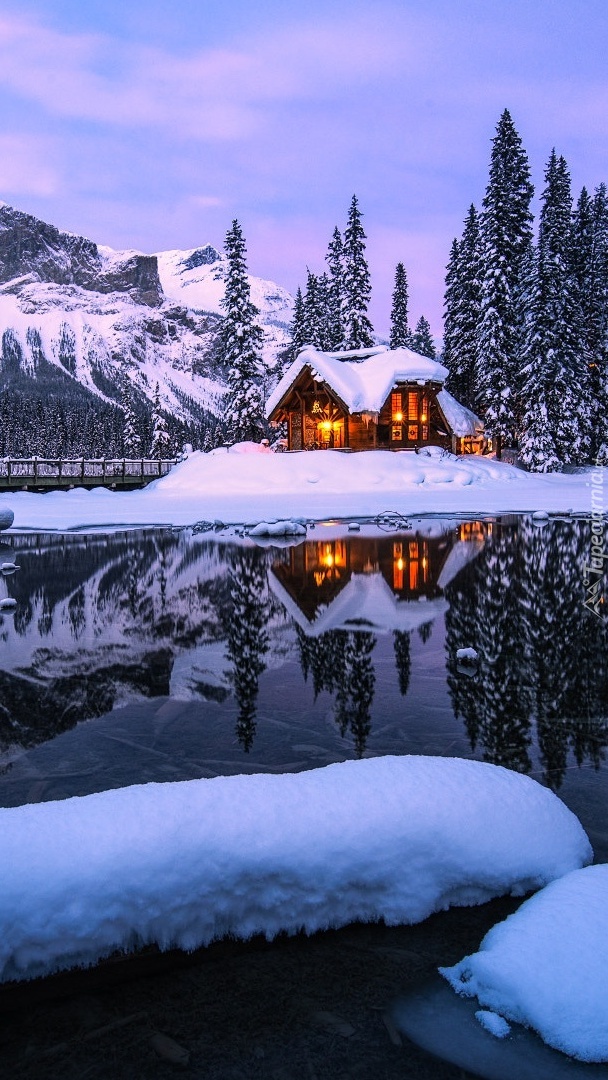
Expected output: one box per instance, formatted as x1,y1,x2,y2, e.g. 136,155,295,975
0,458,178,492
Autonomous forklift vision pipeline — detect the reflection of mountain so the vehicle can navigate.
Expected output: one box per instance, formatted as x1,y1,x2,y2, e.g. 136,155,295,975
0,530,234,753
269,526,486,636
444,517,608,788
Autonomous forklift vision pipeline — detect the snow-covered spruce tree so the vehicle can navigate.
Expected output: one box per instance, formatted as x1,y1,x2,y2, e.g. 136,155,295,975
302,270,332,350
477,110,534,451
325,226,345,348
121,381,142,457
589,185,608,462
150,382,172,460
411,316,436,359
342,195,374,349
389,262,412,349
517,248,561,471
443,205,482,411
288,286,306,359
220,219,267,444
519,152,591,469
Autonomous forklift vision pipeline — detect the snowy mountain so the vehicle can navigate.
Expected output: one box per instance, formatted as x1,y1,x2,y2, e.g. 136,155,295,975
0,204,294,450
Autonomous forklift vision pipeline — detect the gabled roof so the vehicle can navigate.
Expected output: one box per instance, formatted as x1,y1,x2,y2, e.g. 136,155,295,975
266,345,450,417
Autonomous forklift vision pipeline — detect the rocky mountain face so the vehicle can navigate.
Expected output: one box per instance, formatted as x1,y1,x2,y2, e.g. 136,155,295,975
0,204,294,453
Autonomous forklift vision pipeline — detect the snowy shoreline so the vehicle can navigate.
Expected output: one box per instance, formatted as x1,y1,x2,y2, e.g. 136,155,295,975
0,450,604,532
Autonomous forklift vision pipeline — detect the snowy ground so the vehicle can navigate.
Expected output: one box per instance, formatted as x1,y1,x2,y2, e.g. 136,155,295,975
0,756,590,984
1,448,603,532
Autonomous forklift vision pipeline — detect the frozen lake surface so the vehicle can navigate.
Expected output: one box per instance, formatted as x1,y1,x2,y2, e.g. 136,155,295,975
0,515,606,859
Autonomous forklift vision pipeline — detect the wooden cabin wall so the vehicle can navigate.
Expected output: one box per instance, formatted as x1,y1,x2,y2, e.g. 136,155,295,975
348,415,376,451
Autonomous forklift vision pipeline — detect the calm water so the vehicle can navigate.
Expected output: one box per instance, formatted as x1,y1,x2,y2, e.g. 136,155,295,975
0,516,607,858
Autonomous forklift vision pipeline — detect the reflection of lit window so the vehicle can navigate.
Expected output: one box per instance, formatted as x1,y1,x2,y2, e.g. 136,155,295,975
393,542,404,590
409,561,418,590
314,571,325,587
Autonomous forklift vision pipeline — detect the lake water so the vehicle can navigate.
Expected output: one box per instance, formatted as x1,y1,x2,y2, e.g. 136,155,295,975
0,515,607,861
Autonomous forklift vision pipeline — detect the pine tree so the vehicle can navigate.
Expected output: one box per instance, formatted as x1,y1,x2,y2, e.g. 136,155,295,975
342,195,374,349
289,286,306,359
325,227,344,349
589,185,608,461
221,220,267,444
150,382,171,459
121,380,142,457
477,110,534,449
389,263,412,349
519,152,590,468
302,271,326,348
443,205,482,410
411,316,436,358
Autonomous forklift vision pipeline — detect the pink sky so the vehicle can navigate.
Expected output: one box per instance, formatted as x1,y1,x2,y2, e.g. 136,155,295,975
0,1,606,338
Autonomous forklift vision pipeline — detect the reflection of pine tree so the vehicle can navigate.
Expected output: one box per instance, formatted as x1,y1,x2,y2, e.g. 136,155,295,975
446,517,608,789
445,523,532,773
347,631,376,757
418,621,433,645
225,550,270,751
393,630,412,696
520,518,608,788
296,627,376,755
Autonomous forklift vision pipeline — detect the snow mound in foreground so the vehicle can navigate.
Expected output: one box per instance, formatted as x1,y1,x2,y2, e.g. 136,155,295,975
0,757,591,984
440,864,608,1062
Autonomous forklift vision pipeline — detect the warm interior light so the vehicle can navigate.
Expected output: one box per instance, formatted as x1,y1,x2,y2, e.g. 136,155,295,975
396,557,404,571
421,413,427,422
324,554,334,567
393,411,403,422
320,420,332,431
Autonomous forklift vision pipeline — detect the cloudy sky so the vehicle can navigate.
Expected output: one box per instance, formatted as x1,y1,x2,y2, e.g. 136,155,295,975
0,0,606,336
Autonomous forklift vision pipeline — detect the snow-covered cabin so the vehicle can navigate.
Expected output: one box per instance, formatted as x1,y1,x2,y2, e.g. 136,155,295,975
266,345,484,453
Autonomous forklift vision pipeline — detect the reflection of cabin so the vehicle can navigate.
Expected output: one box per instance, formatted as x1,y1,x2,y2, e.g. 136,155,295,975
269,527,487,636
266,345,484,453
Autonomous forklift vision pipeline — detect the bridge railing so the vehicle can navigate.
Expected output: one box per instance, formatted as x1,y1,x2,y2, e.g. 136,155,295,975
0,458,178,483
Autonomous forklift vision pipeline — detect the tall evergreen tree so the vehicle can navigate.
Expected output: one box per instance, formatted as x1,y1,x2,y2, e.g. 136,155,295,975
411,316,436,358
342,195,374,349
302,271,326,349
325,227,345,349
150,382,171,459
476,110,534,449
443,205,482,410
221,220,267,444
519,152,591,468
121,380,142,457
389,262,412,349
289,286,306,359
589,185,608,461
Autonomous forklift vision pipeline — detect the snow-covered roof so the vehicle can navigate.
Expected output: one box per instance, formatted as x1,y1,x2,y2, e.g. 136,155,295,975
436,389,484,437
266,345,451,417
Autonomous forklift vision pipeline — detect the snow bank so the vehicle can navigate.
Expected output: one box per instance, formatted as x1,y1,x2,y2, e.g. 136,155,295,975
440,864,608,1062
0,756,590,984
248,519,306,537
0,504,14,530
4,451,602,531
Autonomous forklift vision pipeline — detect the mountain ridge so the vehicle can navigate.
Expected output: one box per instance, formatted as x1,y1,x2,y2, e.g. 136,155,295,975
0,204,294,454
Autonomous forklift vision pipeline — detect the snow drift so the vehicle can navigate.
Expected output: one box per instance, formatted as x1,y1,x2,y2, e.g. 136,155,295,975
0,756,591,984
440,864,608,1062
